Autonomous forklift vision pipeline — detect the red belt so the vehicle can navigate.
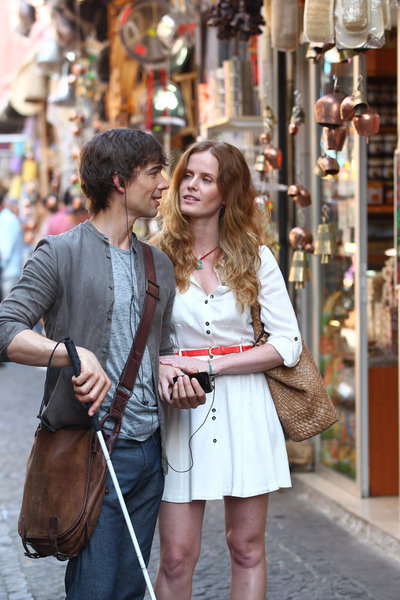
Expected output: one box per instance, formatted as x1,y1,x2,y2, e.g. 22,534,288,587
176,344,253,358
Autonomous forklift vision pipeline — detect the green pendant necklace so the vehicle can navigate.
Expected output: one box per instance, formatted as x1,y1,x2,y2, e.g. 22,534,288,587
195,246,219,270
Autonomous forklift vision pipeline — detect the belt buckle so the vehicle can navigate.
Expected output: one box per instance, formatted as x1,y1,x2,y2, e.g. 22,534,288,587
208,346,218,358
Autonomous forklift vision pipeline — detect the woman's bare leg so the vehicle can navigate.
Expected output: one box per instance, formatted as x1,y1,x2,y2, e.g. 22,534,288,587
154,500,206,600
224,494,269,600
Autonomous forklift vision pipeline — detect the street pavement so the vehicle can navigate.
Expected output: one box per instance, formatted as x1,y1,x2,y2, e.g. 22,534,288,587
1,362,400,600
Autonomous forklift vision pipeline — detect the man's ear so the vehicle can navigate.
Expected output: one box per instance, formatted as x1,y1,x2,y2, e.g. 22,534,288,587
112,173,125,191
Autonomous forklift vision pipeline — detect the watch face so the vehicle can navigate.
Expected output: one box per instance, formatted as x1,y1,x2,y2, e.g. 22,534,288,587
119,0,196,68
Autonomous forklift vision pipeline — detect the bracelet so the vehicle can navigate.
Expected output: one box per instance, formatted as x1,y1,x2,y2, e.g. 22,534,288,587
208,359,217,377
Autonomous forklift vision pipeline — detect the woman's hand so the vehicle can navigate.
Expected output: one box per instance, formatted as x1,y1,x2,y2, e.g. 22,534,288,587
159,363,206,409
72,348,112,416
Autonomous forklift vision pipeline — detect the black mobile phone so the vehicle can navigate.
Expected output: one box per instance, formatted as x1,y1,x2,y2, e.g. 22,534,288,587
172,371,214,393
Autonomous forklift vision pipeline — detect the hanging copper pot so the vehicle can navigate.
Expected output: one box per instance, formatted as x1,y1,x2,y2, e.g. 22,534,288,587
353,107,380,142
318,155,340,176
315,92,344,127
323,125,347,152
340,95,354,121
264,146,282,170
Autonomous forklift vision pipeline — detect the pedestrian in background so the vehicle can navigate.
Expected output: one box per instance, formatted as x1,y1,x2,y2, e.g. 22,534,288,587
152,140,302,599
0,184,23,300
0,128,205,600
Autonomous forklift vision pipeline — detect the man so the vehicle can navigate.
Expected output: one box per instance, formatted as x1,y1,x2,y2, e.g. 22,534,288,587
0,128,205,599
0,187,23,300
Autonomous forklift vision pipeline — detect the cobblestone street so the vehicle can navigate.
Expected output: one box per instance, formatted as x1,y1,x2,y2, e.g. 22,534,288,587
1,362,400,600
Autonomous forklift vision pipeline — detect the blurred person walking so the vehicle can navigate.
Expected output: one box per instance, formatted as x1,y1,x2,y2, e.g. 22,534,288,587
0,184,23,301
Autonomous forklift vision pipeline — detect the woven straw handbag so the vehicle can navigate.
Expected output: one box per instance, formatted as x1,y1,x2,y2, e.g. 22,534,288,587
251,305,338,442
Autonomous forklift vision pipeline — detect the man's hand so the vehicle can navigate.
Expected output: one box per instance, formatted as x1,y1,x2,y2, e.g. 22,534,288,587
72,348,112,416
158,363,206,409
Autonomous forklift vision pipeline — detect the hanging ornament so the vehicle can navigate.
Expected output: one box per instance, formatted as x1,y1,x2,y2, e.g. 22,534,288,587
340,94,354,121
264,145,282,171
255,103,280,181
352,75,368,117
314,205,339,264
353,106,380,144
314,76,344,128
263,105,282,171
288,226,314,253
322,125,347,153
288,90,306,136
287,183,312,208
288,249,312,289
254,151,267,179
317,153,340,176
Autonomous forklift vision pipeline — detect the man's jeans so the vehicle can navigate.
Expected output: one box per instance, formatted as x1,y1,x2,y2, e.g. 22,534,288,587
65,431,164,600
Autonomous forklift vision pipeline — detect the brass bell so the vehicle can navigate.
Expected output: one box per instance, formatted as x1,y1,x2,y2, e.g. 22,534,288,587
352,88,368,118
338,48,356,62
254,152,267,173
288,249,311,289
314,222,338,263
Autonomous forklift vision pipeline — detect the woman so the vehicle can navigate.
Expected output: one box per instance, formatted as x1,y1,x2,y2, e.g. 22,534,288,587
152,140,302,599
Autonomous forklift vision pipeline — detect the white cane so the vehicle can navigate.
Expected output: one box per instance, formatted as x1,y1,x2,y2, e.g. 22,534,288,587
65,337,157,600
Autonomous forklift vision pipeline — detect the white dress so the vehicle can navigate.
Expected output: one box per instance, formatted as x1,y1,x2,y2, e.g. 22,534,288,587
162,245,302,502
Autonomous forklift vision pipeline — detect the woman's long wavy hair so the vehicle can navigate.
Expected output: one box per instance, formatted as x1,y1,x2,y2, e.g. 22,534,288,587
151,140,269,311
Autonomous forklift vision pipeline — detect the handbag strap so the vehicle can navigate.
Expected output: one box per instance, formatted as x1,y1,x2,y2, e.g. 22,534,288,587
250,304,269,346
100,241,160,452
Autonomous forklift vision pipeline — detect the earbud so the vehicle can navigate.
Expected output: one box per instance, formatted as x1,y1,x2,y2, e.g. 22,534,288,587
119,180,125,188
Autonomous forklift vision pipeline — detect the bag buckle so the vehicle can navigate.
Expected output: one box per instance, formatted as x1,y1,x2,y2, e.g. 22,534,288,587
115,380,133,398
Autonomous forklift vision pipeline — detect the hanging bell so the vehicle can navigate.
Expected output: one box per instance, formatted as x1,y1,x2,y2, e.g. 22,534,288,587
352,87,368,118
254,152,267,174
314,222,338,263
288,249,311,289
264,146,282,170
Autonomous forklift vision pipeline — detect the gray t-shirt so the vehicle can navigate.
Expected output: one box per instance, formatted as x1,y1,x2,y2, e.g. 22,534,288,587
98,244,159,441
